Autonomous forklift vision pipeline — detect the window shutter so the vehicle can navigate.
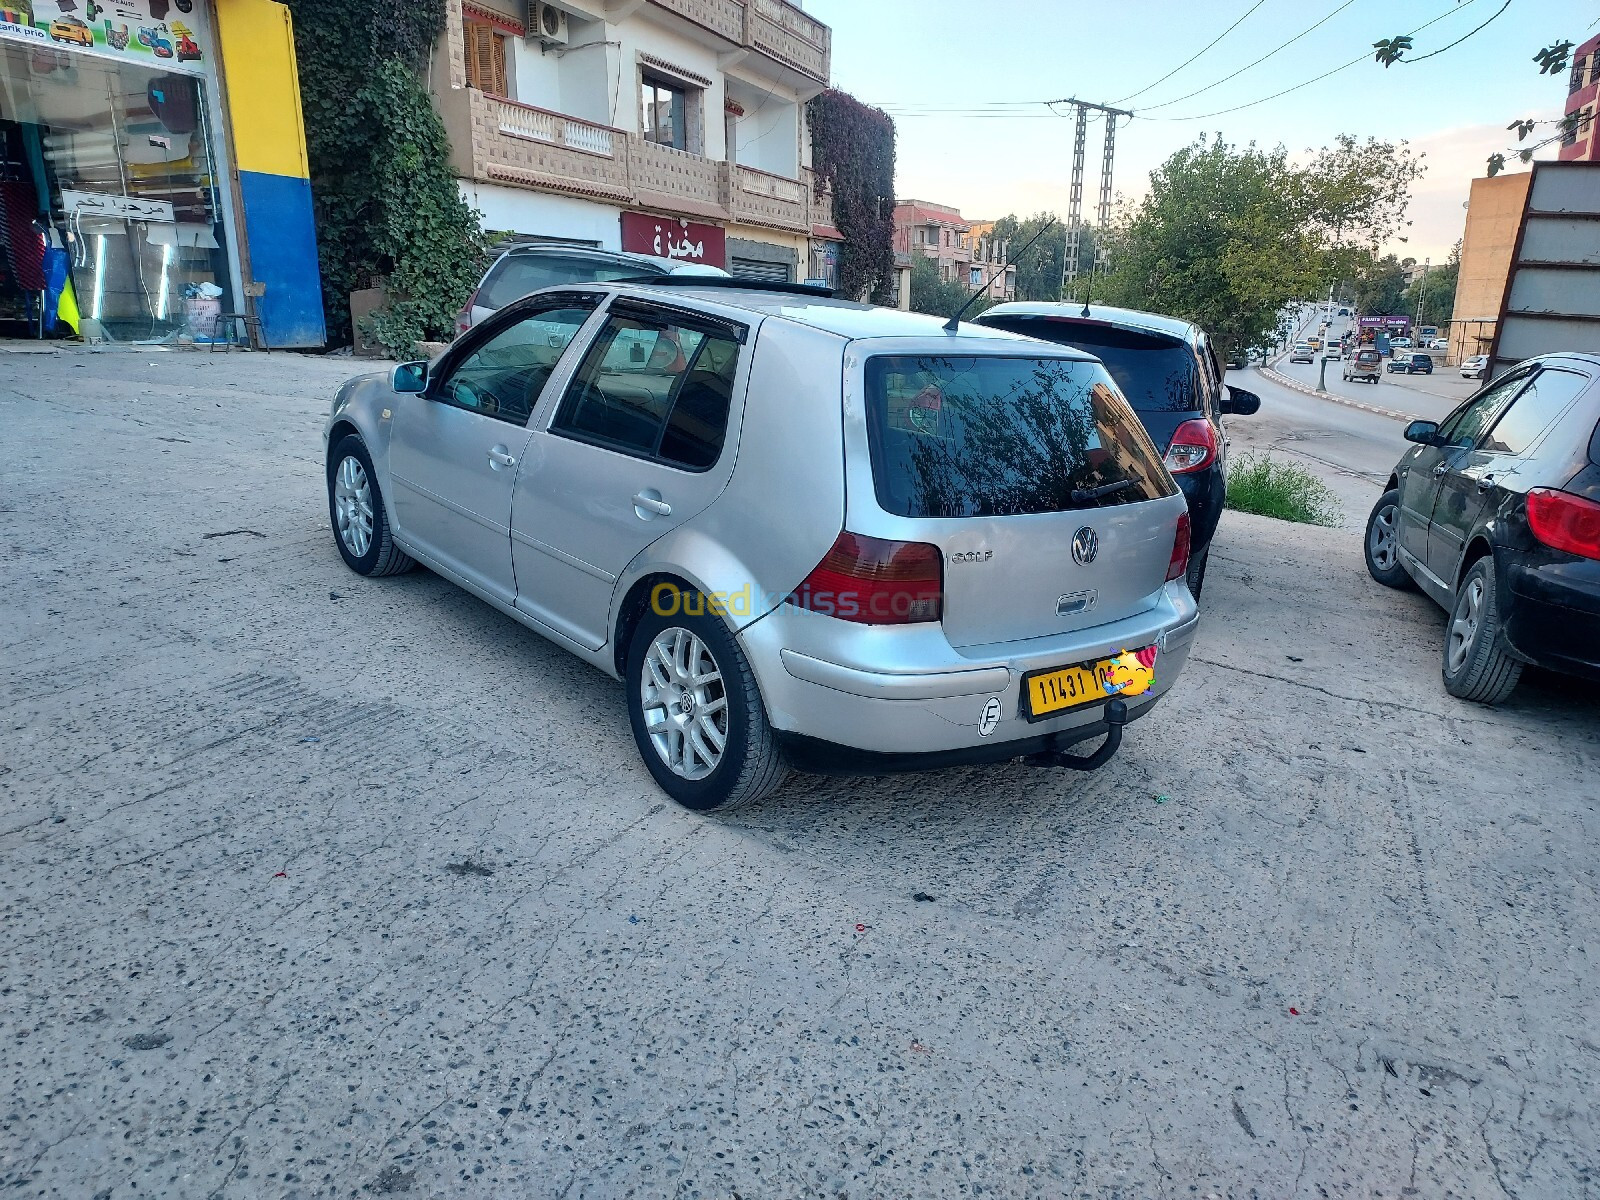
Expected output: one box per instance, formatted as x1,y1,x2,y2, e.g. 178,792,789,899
464,22,506,96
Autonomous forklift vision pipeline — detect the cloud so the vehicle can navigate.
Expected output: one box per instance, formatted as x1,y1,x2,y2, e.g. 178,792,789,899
1384,109,1563,261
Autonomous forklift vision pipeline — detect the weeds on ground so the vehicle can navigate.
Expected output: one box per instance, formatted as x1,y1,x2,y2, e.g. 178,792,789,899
1224,453,1343,527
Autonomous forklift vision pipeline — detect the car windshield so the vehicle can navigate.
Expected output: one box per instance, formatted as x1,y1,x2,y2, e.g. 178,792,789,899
984,319,1201,413
479,254,665,309
863,355,1177,518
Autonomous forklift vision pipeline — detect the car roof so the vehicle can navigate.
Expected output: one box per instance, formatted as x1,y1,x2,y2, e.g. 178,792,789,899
589,282,1092,350
975,301,1199,342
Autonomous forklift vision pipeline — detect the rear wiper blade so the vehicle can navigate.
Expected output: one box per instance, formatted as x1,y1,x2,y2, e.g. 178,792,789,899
1070,479,1137,504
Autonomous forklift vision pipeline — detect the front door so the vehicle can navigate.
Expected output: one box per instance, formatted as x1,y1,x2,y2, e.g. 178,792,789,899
1399,371,1530,575
389,298,600,604
510,299,749,651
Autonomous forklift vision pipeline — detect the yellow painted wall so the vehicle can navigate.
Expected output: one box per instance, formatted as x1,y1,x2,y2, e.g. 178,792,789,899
1449,173,1532,361
215,0,310,180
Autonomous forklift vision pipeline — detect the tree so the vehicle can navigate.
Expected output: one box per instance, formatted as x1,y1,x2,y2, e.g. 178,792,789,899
1097,133,1423,357
907,252,990,319
985,215,1099,302
1354,254,1411,316
1372,21,1581,175
1403,242,1460,329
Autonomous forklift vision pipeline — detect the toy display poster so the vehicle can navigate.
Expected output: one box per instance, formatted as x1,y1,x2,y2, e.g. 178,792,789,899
0,0,210,77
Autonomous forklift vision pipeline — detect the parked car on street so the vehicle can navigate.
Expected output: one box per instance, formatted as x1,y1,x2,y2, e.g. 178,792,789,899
455,243,728,335
1343,347,1382,384
973,302,1260,598
1430,338,1449,351
325,281,1200,811
1404,353,1434,375
1461,355,1488,379
1364,353,1600,703
1392,336,1413,350
1290,343,1315,364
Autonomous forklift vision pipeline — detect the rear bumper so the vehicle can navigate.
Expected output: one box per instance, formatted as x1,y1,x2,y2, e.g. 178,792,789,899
738,582,1200,761
1501,554,1600,680
1176,467,1225,557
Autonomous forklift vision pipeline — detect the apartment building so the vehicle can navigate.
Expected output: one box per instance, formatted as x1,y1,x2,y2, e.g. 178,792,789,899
892,202,1013,301
1560,33,1599,162
429,0,842,285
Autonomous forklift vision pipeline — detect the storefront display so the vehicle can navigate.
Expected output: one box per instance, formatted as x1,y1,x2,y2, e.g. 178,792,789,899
0,0,230,342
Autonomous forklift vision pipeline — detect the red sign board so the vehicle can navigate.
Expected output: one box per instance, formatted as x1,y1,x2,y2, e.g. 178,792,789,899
620,212,726,268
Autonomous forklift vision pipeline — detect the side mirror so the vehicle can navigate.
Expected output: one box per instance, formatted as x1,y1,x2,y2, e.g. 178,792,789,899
391,361,428,393
1403,420,1441,446
1222,385,1261,416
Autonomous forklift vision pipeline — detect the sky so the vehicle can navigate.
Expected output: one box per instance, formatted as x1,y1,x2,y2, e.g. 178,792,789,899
804,0,1587,263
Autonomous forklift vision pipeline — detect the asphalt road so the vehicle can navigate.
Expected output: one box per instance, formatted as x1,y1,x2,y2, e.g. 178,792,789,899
4,348,1598,1199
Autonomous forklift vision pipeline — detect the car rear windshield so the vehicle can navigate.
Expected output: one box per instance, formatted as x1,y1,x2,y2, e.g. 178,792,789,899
479,254,665,310
984,318,1200,413
863,355,1176,519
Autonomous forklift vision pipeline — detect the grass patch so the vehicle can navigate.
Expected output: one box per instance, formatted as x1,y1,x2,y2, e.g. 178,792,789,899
1224,452,1343,527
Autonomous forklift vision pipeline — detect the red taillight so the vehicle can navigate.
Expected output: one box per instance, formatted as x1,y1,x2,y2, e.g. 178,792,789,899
1164,419,1216,474
789,531,944,624
1527,488,1600,560
1166,510,1192,583
455,291,479,336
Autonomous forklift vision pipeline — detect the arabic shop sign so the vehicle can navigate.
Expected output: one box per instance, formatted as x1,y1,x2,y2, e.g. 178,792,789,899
1358,315,1412,330
0,0,210,78
620,212,726,268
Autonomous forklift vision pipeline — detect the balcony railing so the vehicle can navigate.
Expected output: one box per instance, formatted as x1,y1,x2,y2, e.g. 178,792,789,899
493,97,617,158
726,164,808,231
644,0,828,82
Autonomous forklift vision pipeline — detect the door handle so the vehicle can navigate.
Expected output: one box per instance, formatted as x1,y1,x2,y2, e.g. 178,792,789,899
1476,475,1495,492
1432,463,1448,477
488,446,517,468
632,490,672,518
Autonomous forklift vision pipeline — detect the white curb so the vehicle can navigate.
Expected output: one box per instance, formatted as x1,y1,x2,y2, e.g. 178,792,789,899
1260,358,1415,424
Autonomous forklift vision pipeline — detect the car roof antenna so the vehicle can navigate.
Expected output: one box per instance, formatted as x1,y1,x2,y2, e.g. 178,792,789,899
944,217,1057,332
1080,268,1093,318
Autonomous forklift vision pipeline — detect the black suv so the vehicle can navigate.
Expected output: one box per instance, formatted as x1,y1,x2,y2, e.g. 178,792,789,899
975,303,1260,597
1364,353,1600,702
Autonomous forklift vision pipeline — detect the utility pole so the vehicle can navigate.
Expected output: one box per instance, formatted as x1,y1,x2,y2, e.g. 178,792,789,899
1050,97,1130,301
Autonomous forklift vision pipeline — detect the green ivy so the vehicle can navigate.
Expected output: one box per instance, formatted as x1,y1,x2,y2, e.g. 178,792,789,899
807,89,894,303
286,0,484,353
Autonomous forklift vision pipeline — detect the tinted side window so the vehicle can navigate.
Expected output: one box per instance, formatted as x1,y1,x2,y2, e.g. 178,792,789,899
479,255,663,309
436,304,596,425
552,308,742,468
1481,369,1591,455
1436,373,1530,448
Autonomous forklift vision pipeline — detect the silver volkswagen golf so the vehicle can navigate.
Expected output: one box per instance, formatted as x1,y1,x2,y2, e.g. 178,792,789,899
324,281,1200,812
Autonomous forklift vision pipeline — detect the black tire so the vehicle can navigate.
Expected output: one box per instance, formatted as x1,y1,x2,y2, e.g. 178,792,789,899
1364,489,1415,590
327,434,415,577
1185,545,1209,600
625,594,787,813
1442,557,1522,704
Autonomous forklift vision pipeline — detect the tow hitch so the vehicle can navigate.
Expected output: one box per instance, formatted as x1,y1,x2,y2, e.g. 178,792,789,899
1025,699,1127,772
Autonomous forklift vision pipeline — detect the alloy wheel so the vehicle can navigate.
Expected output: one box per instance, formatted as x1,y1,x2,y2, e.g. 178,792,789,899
1447,576,1484,674
640,626,729,780
1368,503,1399,572
334,455,374,559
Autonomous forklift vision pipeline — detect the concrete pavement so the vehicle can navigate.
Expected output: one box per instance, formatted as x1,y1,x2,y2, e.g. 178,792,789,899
4,349,1599,1199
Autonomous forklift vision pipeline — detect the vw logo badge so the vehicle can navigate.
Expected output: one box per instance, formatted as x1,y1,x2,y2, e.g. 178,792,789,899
1071,527,1099,566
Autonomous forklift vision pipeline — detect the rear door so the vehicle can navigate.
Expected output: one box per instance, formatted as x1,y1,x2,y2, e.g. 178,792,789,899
510,299,750,651
852,350,1182,649
1432,366,1597,573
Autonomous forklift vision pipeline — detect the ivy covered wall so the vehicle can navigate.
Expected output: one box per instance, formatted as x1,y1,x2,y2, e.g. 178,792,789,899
285,0,484,352
807,89,895,303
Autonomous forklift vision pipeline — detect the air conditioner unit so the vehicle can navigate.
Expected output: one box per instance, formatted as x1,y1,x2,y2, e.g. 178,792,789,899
528,1,568,46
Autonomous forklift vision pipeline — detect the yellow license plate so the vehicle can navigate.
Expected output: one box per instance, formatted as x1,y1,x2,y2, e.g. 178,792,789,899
1022,657,1118,720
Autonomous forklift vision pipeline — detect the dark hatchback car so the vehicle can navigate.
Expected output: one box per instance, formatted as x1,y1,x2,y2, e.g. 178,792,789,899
975,303,1260,597
1364,353,1600,702
1405,353,1433,375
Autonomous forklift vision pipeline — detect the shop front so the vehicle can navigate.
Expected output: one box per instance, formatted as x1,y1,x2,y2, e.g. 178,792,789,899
0,0,323,346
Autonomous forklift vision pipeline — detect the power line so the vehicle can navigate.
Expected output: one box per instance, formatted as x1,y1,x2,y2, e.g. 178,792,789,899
1134,0,1358,114
1110,0,1269,106
1138,0,1483,122
1400,0,1512,64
